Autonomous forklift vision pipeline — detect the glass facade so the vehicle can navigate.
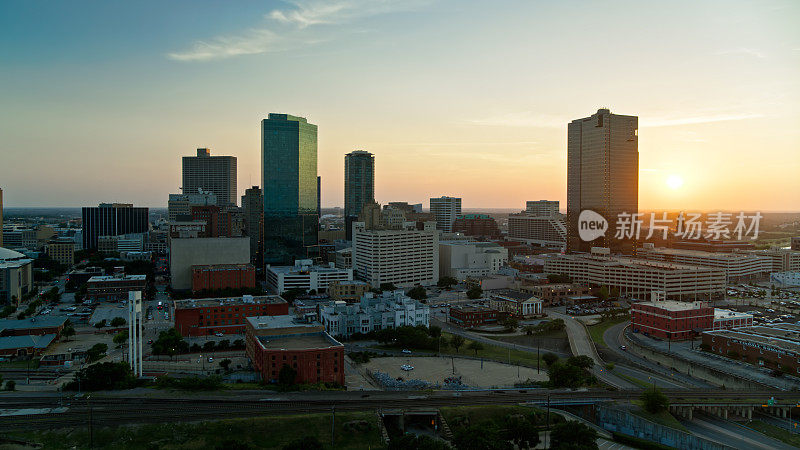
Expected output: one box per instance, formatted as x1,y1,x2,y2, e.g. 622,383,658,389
261,114,319,264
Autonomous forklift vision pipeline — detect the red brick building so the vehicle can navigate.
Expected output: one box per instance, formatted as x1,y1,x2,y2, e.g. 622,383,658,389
702,323,800,375
449,305,500,328
173,295,288,336
191,264,256,293
631,300,713,340
526,283,591,306
452,214,501,238
86,274,148,302
246,315,345,385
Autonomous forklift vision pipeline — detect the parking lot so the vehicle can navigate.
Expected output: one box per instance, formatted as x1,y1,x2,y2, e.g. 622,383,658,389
363,356,547,388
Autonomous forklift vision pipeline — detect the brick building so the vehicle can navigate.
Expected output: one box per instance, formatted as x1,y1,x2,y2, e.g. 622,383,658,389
0,316,68,338
86,274,148,302
191,264,256,293
246,315,345,385
525,283,591,306
173,295,288,336
488,291,543,318
630,300,713,340
449,305,500,328
702,323,800,375
327,280,370,302
452,214,501,238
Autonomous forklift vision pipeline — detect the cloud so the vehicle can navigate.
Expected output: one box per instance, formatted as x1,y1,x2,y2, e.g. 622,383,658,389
716,48,767,59
469,111,764,128
168,0,426,62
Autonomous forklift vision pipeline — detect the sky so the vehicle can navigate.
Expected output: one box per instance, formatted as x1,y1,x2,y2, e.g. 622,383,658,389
1,0,798,211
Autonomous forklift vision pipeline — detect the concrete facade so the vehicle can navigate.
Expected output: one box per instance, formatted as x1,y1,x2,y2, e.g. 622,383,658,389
169,237,250,290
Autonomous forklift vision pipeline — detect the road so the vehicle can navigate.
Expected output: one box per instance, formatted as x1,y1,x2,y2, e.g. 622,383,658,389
681,412,796,450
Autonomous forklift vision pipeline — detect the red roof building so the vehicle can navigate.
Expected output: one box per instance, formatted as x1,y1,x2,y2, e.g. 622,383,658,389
173,295,288,337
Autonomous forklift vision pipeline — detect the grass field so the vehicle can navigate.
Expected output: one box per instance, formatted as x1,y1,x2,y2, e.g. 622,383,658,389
630,400,688,432
587,317,629,347
0,358,39,369
615,372,652,390
439,332,543,368
10,411,385,450
744,420,800,447
440,404,561,434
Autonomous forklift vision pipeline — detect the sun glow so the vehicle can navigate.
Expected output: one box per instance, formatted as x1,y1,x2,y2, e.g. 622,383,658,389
666,174,684,190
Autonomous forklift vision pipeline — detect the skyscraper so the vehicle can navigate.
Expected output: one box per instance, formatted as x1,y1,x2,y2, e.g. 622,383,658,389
430,196,462,233
261,113,319,265
82,203,150,250
566,108,638,254
241,186,263,265
182,148,237,206
0,188,3,248
344,150,375,240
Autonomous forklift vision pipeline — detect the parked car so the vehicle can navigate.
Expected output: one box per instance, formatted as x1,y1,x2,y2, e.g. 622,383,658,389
402,349,412,354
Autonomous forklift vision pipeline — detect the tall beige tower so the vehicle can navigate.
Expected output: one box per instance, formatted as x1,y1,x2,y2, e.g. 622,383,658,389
566,109,638,254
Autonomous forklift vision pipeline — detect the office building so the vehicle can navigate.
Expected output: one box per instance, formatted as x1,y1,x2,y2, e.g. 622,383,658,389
2,228,37,251
526,200,560,216
636,244,772,282
508,214,567,249
525,283,591,307
352,221,439,287
319,290,430,338
0,248,33,304
334,247,352,269
82,203,149,250
702,323,800,375
488,291,543,318
266,259,353,294
241,186,264,265
169,237,250,290
672,239,755,253
191,264,256,294
261,114,319,264
86,274,148,302
189,205,243,238
792,237,800,251
452,214,501,239
712,308,754,331
771,271,800,287
430,196,462,233
543,251,725,299
46,238,75,266
98,233,144,254
246,315,344,385
174,294,288,336
631,301,713,340
167,191,217,222
748,248,800,273
327,280,371,302
439,240,508,280
182,148,237,206
344,150,375,240
449,305,500,328
567,109,639,254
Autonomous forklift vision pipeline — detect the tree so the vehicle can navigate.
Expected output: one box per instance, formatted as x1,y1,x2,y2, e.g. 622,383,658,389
110,317,126,327
468,341,484,356
219,358,232,372
597,286,610,302
523,325,535,336
453,426,513,450
542,352,559,367
428,326,442,338
64,362,139,391
547,361,586,388
467,285,483,299
86,343,108,362
113,330,129,347
94,319,107,329
379,282,398,292
4,380,16,391
282,436,323,450
151,328,189,357
203,341,216,352
641,388,670,414
550,421,598,449
61,324,75,342
450,335,466,353
389,434,450,450
232,339,245,348
190,343,202,352
505,415,540,449
566,355,594,370
438,276,458,289
407,285,427,301
609,287,620,300
502,317,519,331
217,339,230,350
278,364,297,387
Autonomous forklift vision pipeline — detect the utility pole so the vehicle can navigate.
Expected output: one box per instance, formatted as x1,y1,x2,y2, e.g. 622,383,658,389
537,339,540,374
87,395,93,449
546,393,550,449
331,405,336,447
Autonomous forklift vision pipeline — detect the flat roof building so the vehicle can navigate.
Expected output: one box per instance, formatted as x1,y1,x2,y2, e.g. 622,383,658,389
182,148,237,206
637,244,772,282
352,221,439,288
320,290,430,338
266,259,353,294
702,323,800,375
439,240,508,281
169,237,250,291
631,300,713,340
173,294,288,336
86,274,147,302
0,247,33,304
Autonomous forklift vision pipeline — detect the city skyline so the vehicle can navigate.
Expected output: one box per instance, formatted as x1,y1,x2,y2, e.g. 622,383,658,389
1,1,798,211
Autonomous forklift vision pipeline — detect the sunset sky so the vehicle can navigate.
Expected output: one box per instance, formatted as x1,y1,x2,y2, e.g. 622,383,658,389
1,0,798,211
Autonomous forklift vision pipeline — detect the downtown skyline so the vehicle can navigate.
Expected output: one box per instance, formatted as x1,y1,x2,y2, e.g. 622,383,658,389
1,0,798,211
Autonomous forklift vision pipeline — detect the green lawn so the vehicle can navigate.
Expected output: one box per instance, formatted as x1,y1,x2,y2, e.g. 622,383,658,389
0,358,39,369
10,411,385,450
630,400,688,432
441,405,562,434
745,420,800,447
587,317,629,347
439,332,543,368
615,372,651,390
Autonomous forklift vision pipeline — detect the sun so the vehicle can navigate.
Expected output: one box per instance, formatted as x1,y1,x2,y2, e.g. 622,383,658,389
666,174,684,190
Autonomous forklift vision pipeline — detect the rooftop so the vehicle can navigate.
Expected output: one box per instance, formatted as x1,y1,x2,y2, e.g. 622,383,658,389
88,274,147,282
0,316,68,332
634,300,709,311
491,290,538,302
0,334,56,351
714,308,753,320
640,246,770,260
175,295,286,309
191,264,253,271
257,332,341,351
705,326,800,354
246,314,320,330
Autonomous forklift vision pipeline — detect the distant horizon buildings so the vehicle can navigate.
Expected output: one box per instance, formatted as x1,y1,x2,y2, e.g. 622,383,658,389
81,203,149,250
566,109,639,254
181,148,237,206
344,150,375,240
430,196,462,233
261,113,319,265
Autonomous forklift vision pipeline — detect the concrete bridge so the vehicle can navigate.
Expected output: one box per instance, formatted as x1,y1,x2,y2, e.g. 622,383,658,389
670,402,798,422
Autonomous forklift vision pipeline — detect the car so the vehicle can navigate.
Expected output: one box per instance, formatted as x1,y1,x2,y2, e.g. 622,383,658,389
619,345,627,351
215,332,224,337
208,357,214,362
400,364,414,371
148,339,153,344
401,349,412,354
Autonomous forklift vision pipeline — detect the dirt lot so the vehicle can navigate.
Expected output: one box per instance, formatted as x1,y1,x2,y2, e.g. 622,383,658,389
362,356,547,388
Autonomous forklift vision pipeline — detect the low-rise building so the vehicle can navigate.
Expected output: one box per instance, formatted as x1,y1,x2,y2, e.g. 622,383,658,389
488,291,543,318
86,274,147,302
327,280,370,302
0,334,56,357
266,259,353,294
319,290,430,338
524,283,591,307
771,271,800,288
0,248,33,304
449,305,500,328
191,264,256,294
245,315,345,385
169,237,250,291
631,300,713,340
438,240,508,280
0,315,68,338
712,308,754,331
702,323,800,375
173,294,288,336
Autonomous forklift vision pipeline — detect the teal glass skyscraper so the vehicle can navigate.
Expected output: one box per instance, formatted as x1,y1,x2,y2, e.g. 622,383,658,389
261,113,319,265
